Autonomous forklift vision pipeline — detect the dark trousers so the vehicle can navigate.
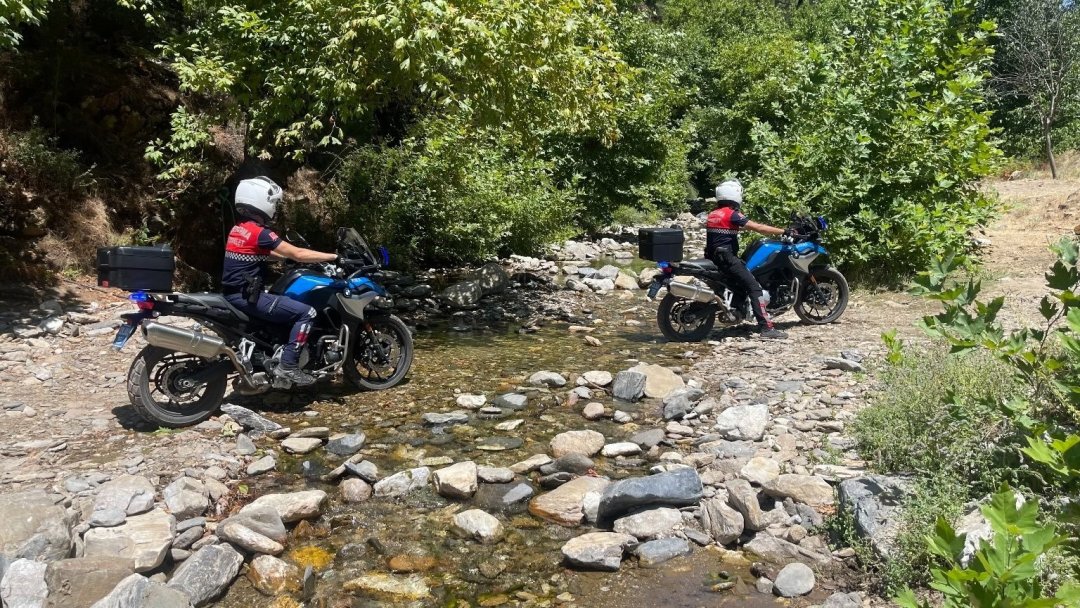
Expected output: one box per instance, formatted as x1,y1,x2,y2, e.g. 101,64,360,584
225,292,316,367
710,248,772,328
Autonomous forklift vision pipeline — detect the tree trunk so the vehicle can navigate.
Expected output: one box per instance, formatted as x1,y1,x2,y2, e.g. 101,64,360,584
1044,117,1058,180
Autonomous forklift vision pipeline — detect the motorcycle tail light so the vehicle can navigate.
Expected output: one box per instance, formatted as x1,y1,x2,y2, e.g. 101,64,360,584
129,291,155,310
658,261,674,275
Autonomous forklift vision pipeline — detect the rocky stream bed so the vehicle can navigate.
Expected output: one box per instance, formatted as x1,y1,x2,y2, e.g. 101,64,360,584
0,222,930,608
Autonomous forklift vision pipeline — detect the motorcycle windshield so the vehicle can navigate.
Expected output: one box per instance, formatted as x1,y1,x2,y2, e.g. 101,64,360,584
338,228,376,264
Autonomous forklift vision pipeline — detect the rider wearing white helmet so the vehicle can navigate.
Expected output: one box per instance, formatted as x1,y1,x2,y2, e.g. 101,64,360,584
222,176,338,385
706,179,791,339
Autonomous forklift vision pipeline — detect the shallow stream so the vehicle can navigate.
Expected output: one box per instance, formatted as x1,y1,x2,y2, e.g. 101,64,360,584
216,257,792,607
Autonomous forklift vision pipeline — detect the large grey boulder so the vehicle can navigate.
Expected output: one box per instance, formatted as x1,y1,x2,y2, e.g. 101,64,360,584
90,574,192,608
700,497,744,544
220,404,282,434
167,544,243,607
474,263,511,296
0,490,73,565
837,475,912,559
596,468,703,524
714,404,769,441
92,475,155,521
44,557,134,608
163,478,209,521
240,490,327,523
561,533,634,571
439,280,483,308
82,509,175,573
1,558,48,608
773,562,816,597
763,474,835,507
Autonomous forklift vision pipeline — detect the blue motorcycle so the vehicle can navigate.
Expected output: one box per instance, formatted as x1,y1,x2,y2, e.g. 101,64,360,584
115,227,413,427
646,215,849,341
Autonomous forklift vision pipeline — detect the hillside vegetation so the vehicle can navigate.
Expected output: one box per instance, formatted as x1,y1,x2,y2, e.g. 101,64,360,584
0,0,1076,282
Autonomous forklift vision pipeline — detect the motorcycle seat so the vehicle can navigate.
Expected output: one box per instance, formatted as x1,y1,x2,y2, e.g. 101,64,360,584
679,258,718,272
176,293,250,324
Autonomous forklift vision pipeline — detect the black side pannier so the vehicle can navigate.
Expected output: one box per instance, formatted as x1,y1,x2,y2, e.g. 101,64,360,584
96,246,175,292
638,228,684,262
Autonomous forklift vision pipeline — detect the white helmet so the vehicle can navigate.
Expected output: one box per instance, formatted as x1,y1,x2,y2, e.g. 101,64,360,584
715,179,743,207
235,176,283,221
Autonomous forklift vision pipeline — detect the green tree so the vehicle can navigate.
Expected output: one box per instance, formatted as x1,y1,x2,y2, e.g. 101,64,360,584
1,0,51,47
750,0,1001,278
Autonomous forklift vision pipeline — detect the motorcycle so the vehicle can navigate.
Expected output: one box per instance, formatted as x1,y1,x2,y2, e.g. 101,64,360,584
646,215,849,342
112,227,414,428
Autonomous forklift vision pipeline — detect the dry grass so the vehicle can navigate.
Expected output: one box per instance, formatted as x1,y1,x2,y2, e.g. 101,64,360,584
38,197,122,273
999,150,1080,180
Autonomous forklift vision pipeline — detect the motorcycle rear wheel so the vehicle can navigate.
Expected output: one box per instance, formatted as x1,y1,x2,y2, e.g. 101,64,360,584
657,294,716,342
344,315,414,390
794,267,849,325
127,346,228,428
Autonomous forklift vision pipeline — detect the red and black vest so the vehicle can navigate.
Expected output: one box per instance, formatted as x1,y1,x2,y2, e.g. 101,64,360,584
705,206,749,258
222,220,282,288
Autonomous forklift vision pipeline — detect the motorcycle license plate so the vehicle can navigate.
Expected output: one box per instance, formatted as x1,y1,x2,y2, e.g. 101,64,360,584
112,323,137,351
647,279,665,300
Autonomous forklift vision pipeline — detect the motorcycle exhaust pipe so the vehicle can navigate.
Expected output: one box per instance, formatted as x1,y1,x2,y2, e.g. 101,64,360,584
145,322,231,359
667,281,721,304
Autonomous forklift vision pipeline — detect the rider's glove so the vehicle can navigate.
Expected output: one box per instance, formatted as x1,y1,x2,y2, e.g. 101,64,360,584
782,228,799,238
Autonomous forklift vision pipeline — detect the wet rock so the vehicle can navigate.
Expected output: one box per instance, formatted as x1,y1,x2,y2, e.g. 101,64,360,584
388,554,437,573
164,477,209,521
220,404,283,434
539,472,574,488
581,371,613,386
629,429,665,450
662,389,701,421
440,280,484,308
550,430,605,458
838,475,912,558
529,476,611,526
528,371,567,388
373,468,432,498
714,404,768,441
456,394,487,408
93,475,155,519
561,532,633,571
542,453,595,475
473,482,535,513
433,462,479,499
0,558,48,608
217,520,283,555
744,534,829,566
83,509,175,573
452,509,504,544
582,402,606,420
764,474,834,507
613,507,682,540
773,563,815,597
281,437,322,454
509,454,552,474
241,490,327,523
0,490,73,564
632,363,685,399
325,433,366,456
422,411,469,426
341,479,373,503
89,573,192,608
492,393,528,410
611,371,646,402
44,557,134,608
172,527,203,551
343,574,431,601
247,555,299,596
167,544,244,607
601,442,642,458
634,538,691,567
475,437,524,451
701,497,744,544
477,467,514,484
740,457,781,486
345,460,380,483
596,468,703,523
246,455,276,476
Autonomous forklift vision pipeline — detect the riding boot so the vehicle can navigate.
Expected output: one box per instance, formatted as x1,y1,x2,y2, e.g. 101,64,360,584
277,365,316,386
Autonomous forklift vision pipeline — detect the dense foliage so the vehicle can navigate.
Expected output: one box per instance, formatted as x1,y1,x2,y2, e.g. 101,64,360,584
0,0,1058,275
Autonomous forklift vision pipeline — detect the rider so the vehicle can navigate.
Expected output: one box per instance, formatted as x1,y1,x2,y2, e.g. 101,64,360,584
222,176,338,386
705,179,790,340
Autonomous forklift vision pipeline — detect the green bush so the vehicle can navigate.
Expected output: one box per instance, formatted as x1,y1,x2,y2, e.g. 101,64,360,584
749,0,1001,278
853,347,1019,490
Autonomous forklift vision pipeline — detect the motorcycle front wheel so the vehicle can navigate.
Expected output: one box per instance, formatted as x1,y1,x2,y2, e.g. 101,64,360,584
656,294,716,342
344,315,414,390
794,267,849,325
127,346,228,428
